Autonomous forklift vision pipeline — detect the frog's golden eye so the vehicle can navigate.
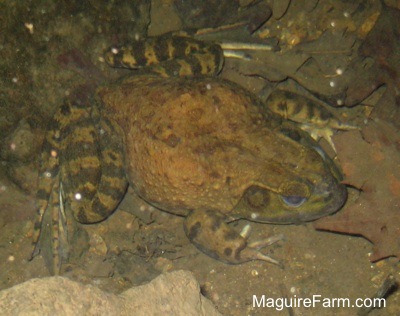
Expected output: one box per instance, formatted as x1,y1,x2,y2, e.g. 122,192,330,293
281,195,307,207
279,182,310,208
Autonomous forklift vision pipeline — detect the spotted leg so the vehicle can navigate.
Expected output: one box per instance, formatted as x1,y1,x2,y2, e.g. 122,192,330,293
31,105,62,264
184,210,284,267
59,103,128,225
104,33,224,77
31,94,128,274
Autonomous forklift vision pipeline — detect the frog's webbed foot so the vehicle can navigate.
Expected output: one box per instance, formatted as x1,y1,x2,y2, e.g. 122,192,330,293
264,89,360,153
31,177,87,275
184,210,283,267
31,167,69,275
239,225,284,267
219,41,278,61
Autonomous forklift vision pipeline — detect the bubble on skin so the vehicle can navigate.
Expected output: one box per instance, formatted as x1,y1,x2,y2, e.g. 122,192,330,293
51,150,57,157
44,171,52,178
336,99,344,106
329,80,336,88
75,193,82,200
0,185,6,192
99,128,105,135
8,255,15,262
24,22,34,34
330,21,336,28
250,212,259,220
111,47,119,55
12,77,18,83
10,143,16,151
206,83,212,90
335,68,343,75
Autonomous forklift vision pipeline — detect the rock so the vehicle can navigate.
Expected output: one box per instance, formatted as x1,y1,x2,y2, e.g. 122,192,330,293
0,270,220,315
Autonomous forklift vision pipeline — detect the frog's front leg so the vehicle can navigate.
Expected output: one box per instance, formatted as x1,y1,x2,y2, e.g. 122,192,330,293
184,210,283,266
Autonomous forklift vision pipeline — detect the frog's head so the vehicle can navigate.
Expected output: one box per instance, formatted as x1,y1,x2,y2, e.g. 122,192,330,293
231,127,347,224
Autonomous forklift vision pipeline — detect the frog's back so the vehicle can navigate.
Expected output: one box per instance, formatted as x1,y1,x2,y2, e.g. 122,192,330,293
99,76,264,212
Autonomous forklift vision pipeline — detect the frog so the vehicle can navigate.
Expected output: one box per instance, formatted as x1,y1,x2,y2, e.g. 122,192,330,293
31,33,347,274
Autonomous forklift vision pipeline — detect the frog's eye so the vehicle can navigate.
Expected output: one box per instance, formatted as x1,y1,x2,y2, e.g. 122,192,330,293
279,182,310,208
281,195,307,207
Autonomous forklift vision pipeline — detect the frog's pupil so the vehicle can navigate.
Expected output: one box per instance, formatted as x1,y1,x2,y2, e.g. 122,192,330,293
281,195,306,207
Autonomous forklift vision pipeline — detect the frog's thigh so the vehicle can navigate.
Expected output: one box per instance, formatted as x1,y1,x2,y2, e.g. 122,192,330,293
62,117,128,223
184,210,281,265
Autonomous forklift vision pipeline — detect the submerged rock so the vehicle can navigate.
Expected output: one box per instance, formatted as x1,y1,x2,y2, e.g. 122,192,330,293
0,270,220,315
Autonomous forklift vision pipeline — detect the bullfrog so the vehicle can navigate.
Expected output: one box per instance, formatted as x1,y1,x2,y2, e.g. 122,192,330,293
31,34,347,274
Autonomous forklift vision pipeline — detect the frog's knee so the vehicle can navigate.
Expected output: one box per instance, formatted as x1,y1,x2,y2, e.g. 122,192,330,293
184,210,248,264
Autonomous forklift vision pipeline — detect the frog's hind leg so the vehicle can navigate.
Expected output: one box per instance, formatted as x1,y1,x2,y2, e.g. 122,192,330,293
31,97,79,275
184,210,283,266
104,34,224,77
30,111,62,261
60,99,129,224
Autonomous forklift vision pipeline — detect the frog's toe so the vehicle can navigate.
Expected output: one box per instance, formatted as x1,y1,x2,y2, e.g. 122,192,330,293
240,228,284,267
184,210,283,267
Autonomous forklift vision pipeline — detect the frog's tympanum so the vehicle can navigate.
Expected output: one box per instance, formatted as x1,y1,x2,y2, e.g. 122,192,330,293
32,34,347,274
